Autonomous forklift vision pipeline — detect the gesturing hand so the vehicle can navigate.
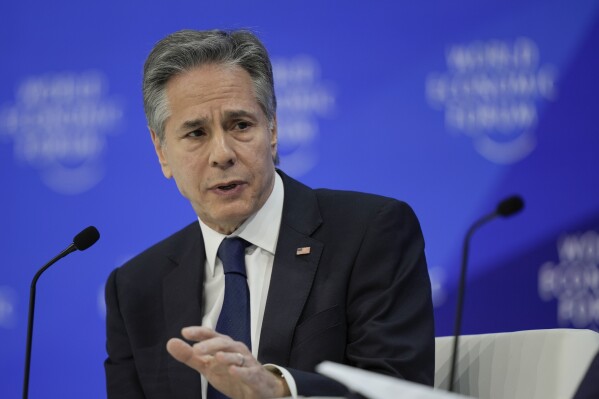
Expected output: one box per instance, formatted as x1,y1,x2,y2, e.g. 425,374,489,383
166,326,290,399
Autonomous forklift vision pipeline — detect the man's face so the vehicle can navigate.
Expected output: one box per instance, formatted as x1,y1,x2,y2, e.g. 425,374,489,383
151,64,278,234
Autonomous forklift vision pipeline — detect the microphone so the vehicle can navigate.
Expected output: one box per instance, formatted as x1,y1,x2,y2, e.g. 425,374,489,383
448,196,524,392
22,226,100,399
496,196,524,217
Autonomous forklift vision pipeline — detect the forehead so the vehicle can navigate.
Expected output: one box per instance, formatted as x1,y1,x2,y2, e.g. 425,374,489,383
165,63,260,115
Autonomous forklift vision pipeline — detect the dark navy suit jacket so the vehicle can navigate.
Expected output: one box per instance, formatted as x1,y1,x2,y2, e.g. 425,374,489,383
574,350,599,399
105,171,434,398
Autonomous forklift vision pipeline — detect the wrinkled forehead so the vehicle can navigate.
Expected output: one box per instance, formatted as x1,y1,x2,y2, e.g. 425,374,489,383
163,65,268,131
166,63,265,113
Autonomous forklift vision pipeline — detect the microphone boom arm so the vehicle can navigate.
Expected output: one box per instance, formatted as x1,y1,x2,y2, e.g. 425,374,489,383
22,243,76,399
448,211,496,392
22,226,99,399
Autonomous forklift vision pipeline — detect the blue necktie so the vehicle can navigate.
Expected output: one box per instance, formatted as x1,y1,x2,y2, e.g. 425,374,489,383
207,237,251,399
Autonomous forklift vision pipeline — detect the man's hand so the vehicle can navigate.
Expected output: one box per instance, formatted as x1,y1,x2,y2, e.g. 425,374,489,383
166,326,290,399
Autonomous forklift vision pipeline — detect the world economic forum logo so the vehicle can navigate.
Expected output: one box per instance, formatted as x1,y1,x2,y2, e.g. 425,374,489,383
426,37,557,164
0,70,124,194
272,55,336,176
539,230,599,329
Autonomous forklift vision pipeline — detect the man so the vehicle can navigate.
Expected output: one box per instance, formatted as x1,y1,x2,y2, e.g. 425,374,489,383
105,29,434,399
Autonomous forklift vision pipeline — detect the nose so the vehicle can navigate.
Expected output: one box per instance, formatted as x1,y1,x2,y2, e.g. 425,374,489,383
208,130,236,169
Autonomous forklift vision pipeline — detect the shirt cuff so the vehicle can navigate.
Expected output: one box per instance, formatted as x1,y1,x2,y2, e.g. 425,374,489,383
263,364,298,399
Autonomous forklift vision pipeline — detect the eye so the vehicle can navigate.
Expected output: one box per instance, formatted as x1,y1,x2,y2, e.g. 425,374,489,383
186,129,205,138
233,120,252,131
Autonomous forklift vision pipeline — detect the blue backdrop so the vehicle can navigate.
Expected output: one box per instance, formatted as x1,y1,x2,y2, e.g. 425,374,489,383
2,1,599,397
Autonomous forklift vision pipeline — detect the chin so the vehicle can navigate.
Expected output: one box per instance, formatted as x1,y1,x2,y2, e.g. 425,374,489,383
213,209,254,227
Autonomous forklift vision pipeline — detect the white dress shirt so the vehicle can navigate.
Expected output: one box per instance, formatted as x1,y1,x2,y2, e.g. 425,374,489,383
198,173,298,398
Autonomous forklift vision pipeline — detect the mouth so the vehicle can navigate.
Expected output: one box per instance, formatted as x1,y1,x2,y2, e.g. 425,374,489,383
211,181,246,192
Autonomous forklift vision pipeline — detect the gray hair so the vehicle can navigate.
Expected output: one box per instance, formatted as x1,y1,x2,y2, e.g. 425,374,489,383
143,29,277,145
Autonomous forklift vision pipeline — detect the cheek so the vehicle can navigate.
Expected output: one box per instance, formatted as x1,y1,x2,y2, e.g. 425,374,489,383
169,157,203,190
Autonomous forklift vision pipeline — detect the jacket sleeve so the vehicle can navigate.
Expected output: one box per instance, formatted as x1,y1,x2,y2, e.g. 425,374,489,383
104,267,147,399
344,200,434,385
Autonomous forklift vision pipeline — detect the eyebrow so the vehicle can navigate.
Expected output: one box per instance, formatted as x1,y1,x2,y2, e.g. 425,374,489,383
178,110,259,132
223,110,259,121
180,118,208,132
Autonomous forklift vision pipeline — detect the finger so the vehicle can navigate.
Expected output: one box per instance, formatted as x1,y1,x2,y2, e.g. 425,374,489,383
181,326,220,341
167,338,194,363
213,351,256,368
193,336,249,356
167,338,212,369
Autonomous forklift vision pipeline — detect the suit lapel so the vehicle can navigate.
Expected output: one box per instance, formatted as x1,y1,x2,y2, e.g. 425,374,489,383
162,223,204,398
258,172,323,365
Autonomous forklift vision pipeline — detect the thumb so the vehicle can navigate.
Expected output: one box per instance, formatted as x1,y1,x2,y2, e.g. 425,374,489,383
166,338,194,364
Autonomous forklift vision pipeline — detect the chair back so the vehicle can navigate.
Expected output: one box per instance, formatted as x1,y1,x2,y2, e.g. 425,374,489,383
435,329,599,399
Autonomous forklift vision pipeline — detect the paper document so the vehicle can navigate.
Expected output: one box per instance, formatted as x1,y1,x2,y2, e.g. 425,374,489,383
316,362,470,399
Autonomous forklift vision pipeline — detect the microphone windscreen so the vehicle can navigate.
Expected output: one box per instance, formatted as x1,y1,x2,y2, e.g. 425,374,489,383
73,226,100,250
496,196,524,217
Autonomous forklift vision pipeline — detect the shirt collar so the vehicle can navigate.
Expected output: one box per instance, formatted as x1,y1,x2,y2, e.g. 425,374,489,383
199,172,284,277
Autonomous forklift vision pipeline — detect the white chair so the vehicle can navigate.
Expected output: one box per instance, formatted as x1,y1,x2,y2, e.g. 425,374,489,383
435,329,599,399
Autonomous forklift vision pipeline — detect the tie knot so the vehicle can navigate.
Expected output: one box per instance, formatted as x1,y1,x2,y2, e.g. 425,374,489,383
217,237,250,276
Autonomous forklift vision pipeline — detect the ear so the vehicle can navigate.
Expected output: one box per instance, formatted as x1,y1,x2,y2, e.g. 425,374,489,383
150,128,173,179
269,116,278,159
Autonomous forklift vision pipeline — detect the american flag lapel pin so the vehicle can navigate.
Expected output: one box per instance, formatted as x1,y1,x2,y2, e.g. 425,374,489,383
296,246,311,256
